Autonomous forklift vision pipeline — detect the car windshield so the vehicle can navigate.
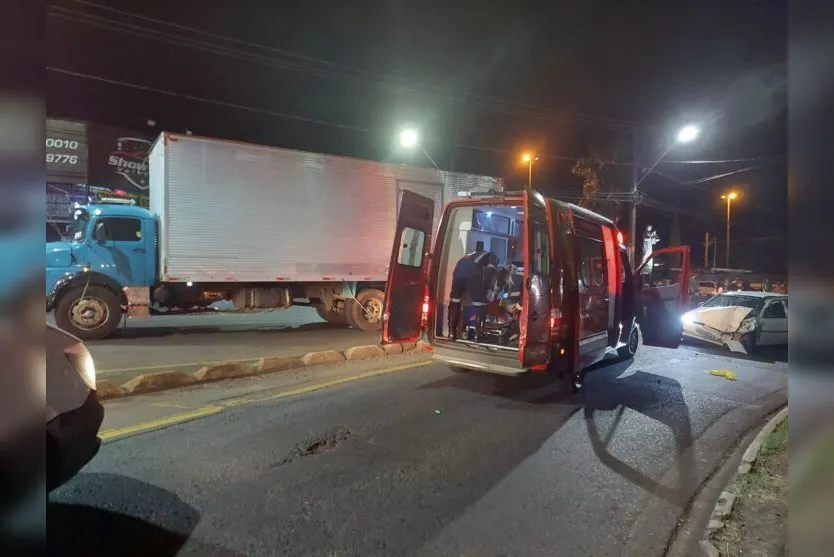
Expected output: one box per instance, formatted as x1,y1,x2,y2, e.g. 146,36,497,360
72,209,89,242
702,294,765,313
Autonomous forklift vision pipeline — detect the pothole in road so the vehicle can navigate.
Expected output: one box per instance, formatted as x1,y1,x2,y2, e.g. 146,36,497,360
276,427,352,466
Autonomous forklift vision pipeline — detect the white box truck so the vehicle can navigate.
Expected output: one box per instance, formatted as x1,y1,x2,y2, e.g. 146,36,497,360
45,132,503,339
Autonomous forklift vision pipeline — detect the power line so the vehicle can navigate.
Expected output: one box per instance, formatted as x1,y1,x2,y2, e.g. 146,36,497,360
662,155,783,164
46,65,585,163
52,1,637,131
676,163,781,186
46,67,371,132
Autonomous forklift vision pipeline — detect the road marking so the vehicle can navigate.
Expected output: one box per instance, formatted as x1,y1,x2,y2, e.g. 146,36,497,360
224,360,434,407
100,405,224,440
100,359,433,442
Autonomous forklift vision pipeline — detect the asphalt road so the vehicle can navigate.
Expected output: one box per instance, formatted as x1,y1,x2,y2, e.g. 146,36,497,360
47,307,379,382
49,345,787,557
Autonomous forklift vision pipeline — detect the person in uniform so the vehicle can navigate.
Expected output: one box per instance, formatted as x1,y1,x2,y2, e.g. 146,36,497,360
448,241,499,341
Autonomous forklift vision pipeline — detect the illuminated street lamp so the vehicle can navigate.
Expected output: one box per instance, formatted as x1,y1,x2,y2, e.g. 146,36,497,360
720,191,738,268
399,128,419,149
676,125,700,144
398,127,440,170
521,152,539,189
628,123,701,264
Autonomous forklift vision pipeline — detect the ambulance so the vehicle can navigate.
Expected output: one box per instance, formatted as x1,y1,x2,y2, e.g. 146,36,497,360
382,189,691,390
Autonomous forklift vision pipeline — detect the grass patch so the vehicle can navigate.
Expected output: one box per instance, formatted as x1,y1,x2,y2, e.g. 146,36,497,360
714,417,788,557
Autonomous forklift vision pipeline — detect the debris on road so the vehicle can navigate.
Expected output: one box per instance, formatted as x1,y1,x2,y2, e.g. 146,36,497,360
709,370,738,381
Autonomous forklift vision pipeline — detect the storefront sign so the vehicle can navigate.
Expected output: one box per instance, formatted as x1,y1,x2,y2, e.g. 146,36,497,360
46,118,88,183
88,125,153,195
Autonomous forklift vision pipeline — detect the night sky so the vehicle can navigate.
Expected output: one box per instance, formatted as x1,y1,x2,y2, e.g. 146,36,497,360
46,0,788,272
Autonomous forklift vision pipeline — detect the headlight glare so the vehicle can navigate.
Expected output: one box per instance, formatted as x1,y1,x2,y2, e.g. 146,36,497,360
64,342,96,390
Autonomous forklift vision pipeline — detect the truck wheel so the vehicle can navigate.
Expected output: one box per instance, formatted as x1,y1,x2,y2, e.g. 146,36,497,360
54,285,122,340
346,289,385,332
314,304,347,325
617,325,639,361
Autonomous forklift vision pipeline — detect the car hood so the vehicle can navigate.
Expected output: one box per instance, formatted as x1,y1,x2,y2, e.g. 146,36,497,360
686,306,754,333
46,241,73,267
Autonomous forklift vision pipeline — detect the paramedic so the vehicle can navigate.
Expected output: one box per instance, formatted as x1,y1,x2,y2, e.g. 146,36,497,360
448,241,499,341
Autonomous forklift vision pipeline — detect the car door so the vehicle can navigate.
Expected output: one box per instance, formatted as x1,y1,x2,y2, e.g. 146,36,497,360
519,191,552,368
382,190,435,344
89,216,148,286
757,299,788,346
634,246,691,348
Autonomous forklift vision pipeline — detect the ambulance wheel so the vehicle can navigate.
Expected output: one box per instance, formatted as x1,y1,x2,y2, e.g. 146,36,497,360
346,289,385,332
314,304,347,325
54,285,122,340
617,325,639,360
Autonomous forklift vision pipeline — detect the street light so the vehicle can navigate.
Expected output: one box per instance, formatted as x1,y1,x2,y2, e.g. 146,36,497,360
398,128,440,171
399,128,419,149
720,191,738,268
676,125,700,144
629,123,701,264
521,152,539,189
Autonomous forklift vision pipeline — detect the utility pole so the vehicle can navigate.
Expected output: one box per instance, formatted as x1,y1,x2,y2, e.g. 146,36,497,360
704,232,710,269
726,201,731,268
629,127,640,265
713,237,718,268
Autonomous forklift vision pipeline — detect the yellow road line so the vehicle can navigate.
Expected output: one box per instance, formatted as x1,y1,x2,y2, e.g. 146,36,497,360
223,360,434,407
101,359,433,441
100,405,224,440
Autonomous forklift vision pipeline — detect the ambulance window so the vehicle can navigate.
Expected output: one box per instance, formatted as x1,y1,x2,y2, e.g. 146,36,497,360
397,227,425,268
532,220,550,274
578,237,606,288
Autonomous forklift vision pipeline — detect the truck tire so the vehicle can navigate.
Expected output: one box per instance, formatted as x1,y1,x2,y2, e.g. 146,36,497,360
346,288,385,332
54,285,122,340
314,304,347,325
617,325,639,361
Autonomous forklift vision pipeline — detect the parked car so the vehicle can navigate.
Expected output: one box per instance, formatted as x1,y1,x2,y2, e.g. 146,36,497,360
681,291,788,354
697,281,720,299
46,323,104,491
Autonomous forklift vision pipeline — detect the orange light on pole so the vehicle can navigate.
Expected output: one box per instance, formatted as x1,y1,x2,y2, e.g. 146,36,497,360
720,191,738,267
520,152,538,189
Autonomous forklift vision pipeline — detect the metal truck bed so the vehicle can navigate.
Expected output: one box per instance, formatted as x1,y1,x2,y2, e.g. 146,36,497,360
149,133,502,284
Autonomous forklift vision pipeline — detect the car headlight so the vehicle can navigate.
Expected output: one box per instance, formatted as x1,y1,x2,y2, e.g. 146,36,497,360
64,342,96,391
681,311,695,325
737,317,757,334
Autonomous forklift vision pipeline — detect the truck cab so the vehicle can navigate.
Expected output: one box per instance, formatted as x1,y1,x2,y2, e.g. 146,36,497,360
46,199,157,339
382,189,691,389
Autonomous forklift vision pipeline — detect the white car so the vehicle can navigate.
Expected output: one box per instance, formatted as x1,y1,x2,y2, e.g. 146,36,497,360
681,291,788,354
46,323,104,491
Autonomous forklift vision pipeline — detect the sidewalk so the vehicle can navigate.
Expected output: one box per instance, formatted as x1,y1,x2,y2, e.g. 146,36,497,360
710,417,787,556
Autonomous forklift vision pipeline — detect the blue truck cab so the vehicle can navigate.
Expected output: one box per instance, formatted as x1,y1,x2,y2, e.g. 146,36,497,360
46,200,157,339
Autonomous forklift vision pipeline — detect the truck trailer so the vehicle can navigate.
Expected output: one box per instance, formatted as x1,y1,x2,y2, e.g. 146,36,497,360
45,132,503,340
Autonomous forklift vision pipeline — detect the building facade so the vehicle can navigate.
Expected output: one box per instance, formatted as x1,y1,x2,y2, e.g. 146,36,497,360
46,118,153,241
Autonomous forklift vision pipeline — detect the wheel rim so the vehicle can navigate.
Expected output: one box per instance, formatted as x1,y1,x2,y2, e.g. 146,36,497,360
360,298,383,324
69,297,110,331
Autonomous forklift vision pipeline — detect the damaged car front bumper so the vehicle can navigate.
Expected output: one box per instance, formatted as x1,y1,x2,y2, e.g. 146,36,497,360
681,307,758,354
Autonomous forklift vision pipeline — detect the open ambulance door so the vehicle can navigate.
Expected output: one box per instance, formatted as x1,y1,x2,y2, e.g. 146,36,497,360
633,246,691,348
519,190,553,368
382,190,435,344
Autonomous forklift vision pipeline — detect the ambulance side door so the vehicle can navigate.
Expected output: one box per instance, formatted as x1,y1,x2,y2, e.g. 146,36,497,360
519,191,553,368
634,246,691,348
382,191,435,343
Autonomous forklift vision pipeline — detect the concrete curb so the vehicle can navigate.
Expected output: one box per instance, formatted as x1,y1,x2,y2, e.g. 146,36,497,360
699,406,788,557
96,341,427,400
